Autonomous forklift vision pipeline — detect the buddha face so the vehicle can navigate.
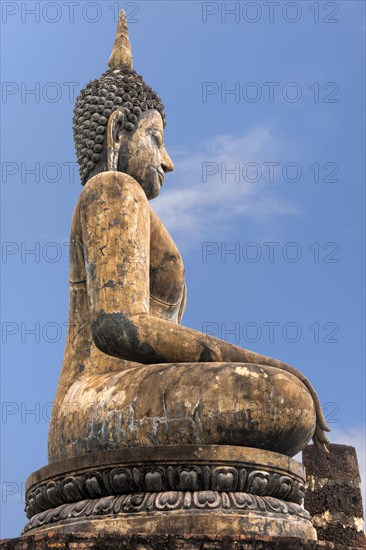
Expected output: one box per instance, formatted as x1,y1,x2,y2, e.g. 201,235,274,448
117,109,174,200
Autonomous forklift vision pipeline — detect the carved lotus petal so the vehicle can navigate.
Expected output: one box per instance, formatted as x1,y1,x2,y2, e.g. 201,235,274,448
276,476,293,499
193,490,220,509
86,475,103,497
155,491,183,510
179,470,199,491
127,492,147,511
35,487,49,509
110,470,131,493
247,471,270,495
229,492,255,509
212,471,235,491
62,477,82,501
145,471,163,492
264,495,287,514
70,499,91,517
25,495,35,518
93,495,115,515
52,502,69,521
45,482,62,506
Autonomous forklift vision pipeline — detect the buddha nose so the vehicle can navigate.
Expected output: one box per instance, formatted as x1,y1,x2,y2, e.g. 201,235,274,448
161,146,174,173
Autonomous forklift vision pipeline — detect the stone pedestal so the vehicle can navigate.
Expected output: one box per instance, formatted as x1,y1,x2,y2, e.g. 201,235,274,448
303,443,366,548
22,445,315,540
0,533,364,549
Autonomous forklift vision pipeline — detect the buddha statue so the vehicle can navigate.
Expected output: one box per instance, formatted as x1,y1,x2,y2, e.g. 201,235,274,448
48,11,329,465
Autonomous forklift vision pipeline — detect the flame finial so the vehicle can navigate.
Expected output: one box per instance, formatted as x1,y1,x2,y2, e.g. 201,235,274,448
108,10,133,70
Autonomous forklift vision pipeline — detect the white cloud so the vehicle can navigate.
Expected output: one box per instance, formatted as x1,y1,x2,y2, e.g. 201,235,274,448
154,125,298,251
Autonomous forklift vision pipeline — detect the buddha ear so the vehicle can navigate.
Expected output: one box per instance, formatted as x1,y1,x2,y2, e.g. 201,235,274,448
107,109,126,171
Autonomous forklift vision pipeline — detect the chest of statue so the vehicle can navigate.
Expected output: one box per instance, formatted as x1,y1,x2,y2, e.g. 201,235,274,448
68,193,185,323
149,207,185,322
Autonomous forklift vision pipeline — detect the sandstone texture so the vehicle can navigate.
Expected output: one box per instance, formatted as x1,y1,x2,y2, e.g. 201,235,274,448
304,444,366,548
0,533,364,550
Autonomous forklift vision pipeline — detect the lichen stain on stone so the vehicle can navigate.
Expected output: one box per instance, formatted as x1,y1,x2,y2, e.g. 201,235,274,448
102,279,115,289
108,217,122,228
86,262,96,280
235,366,268,378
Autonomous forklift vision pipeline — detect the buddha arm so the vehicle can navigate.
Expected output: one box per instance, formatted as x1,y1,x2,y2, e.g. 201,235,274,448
80,171,286,368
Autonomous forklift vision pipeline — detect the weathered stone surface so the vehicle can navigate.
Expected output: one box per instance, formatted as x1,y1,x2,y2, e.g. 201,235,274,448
23,497,315,539
23,447,316,540
0,533,364,550
48,10,330,468
303,444,366,548
50,354,316,460
25,446,308,519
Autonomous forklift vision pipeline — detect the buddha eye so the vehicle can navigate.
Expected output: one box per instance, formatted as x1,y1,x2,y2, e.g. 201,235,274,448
149,131,162,148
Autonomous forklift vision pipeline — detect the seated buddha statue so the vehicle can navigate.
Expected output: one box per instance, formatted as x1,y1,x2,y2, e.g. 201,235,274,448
48,11,329,464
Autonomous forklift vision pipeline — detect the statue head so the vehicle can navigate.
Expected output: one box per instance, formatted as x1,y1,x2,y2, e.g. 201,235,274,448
73,11,174,199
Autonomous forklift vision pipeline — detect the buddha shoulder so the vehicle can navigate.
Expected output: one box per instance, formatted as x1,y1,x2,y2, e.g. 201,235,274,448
78,171,148,213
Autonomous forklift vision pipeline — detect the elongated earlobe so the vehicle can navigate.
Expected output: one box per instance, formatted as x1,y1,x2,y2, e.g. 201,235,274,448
107,110,125,171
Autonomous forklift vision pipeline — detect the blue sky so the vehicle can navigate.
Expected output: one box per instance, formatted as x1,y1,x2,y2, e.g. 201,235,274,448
1,0,365,538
